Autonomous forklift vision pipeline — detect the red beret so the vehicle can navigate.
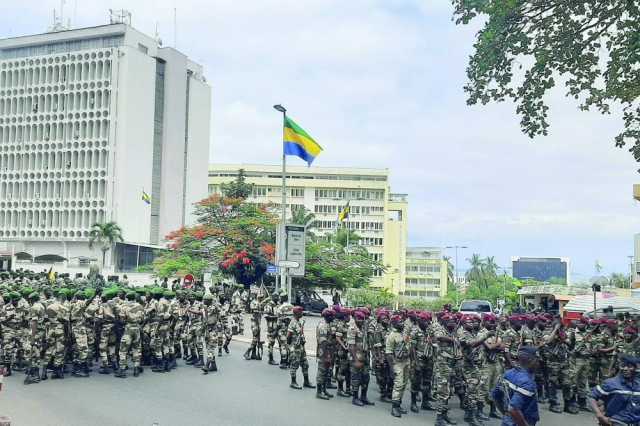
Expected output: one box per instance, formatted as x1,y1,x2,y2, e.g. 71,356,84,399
292,306,304,315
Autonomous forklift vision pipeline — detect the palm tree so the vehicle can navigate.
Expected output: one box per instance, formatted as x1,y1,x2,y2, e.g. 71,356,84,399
483,256,499,279
465,253,486,286
89,222,124,272
291,207,316,230
443,256,455,286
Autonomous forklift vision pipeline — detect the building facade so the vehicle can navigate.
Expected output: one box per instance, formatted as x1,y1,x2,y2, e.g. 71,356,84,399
404,247,448,299
512,256,570,284
208,164,407,291
0,23,211,271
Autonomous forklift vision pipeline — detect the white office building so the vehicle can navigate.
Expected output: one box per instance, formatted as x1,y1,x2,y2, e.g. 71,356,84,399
0,20,211,272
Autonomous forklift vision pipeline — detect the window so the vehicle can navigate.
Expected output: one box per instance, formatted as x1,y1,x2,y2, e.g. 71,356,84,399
138,43,149,54
290,187,304,197
253,186,267,197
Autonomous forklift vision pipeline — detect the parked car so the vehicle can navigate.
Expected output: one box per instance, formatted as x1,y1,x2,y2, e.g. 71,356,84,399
294,289,329,314
458,299,493,316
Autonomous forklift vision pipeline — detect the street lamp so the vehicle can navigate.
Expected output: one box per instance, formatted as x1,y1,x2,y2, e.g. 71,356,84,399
273,104,287,294
497,266,512,311
445,245,468,308
628,255,634,288
273,104,286,113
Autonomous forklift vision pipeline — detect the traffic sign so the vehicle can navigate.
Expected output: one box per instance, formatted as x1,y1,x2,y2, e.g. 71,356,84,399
278,260,300,268
266,264,279,275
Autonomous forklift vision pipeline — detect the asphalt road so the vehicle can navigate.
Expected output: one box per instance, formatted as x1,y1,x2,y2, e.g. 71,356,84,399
2,339,593,426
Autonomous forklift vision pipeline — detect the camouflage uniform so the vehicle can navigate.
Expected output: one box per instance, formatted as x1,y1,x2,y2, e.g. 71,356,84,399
155,297,172,362
97,298,116,369
316,318,335,393
118,299,144,376
432,321,459,416
44,299,67,372
26,298,46,374
370,319,392,399
347,321,371,398
481,329,503,407
570,327,591,405
334,316,351,395
288,316,309,379
188,299,204,362
386,327,410,407
203,298,220,371
276,303,293,367
84,297,100,362
2,300,21,370
544,329,574,411
69,298,89,365
459,326,486,412
263,299,279,362
409,321,430,407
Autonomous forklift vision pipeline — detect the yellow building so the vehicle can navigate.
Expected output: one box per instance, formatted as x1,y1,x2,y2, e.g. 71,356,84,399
404,247,449,299
208,164,408,291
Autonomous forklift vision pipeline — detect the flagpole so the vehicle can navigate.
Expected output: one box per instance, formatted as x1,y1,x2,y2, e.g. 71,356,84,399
274,105,288,296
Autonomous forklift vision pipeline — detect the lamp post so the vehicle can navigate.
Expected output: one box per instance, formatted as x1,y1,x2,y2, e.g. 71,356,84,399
273,104,287,294
445,245,468,308
628,255,634,288
497,266,512,312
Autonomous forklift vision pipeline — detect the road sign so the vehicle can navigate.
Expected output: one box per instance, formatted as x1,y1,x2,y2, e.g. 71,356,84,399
285,224,305,277
266,264,279,275
278,260,300,268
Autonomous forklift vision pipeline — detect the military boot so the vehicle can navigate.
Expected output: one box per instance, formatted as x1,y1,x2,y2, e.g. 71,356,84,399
99,363,111,374
337,381,350,397
410,392,419,413
51,366,64,379
290,374,302,390
380,385,393,403
268,353,278,365
476,403,490,421
77,362,89,378
489,402,500,419
578,396,589,412
169,355,177,370
23,368,40,385
443,409,460,425
323,384,334,398
316,384,330,400
185,354,196,365
326,380,337,389
565,397,579,414
421,396,436,411
303,373,315,388
548,385,563,413
115,367,127,378
352,386,364,406
194,356,204,368
243,348,252,361
40,366,48,381
435,413,447,426
218,347,222,357
279,358,289,369
464,409,482,426
151,358,164,373
133,366,141,377
361,385,375,406
391,401,402,418
223,341,230,354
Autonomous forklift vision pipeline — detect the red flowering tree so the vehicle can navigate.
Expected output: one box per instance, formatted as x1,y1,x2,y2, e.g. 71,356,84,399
154,180,278,284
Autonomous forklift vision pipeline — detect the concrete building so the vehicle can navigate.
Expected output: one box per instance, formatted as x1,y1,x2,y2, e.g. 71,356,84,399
512,256,570,284
633,185,640,286
0,21,211,272
208,164,407,292
404,247,448,299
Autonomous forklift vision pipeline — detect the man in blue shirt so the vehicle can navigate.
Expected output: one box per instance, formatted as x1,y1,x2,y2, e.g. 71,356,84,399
590,354,640,426
492,346,540,426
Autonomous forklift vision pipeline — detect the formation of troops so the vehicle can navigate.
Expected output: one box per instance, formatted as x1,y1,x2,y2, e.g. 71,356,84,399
3,268,640,425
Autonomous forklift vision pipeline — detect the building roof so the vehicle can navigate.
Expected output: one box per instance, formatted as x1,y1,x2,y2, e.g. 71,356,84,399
518,285,590,296
209,163,388,177
564,294,640,313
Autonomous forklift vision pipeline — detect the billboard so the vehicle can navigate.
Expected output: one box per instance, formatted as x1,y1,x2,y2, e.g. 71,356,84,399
512,257,569,284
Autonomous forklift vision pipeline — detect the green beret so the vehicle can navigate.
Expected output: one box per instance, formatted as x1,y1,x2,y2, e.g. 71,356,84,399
9,291,21,300
126,291,137,300
20,287,34,298
84,288,96,299
163,290,174,298
151,287,164,296
28,292,39,301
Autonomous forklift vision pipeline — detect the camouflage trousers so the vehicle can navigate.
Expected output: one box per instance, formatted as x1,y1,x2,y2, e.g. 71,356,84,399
372,351,392,393
316,345,334,386
571,356,591,399
250,317,261,346
204,324,218,362
590,357,615,384
411,354,433,397
119,324,141,368
99,323,116,365
85,322,96,361
166,324,176,356
481,361,503,403
391,359,409,402
232,313,244,334
71,322,89,363
26,330,45,368
277,328,289,363
1,325,20,365
433,356,456,414
174,319,187,354
188,322,204,358
350,353,371,393
289,344,309,378
335,347,350,385
217,321,231,349
548,359,573,401
45,322,66,367
266,322,278,356
152,322,171,359
462,363,483,409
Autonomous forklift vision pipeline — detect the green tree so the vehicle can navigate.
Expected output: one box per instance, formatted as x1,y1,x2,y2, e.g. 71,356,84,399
88,222,124,272
483,256,499,279
290,207,317,237
152,254,209,279
466,253,486,287
444,256,455,286
334,228,361,248
220,169,254,200
452,1,640,165
610,272,630,288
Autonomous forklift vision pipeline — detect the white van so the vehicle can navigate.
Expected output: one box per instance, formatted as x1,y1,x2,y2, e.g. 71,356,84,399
459,299,493,316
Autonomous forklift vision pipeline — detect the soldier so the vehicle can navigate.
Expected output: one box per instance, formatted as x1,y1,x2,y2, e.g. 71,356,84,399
481,313,503,419
432,312,460,426
202,293,220,374
69,290,90,378
348,310,374,407
288,306,313,390
264,293,280,365
569,317,592,411
84,290,100,366
186,291,205,368
116,292,144,378
542,319,578,414
23,292,45,385
502,315,523,368
44,290,68,379
316,308,336,400
334,307,352,398
387,314,410,417
173,291,189,360
459,314,492,426
230,286,245,335
371,309,392,403
97,290,117,374
218,294,232,355
244,292,265,361
1,291,21,376
276,294,293,369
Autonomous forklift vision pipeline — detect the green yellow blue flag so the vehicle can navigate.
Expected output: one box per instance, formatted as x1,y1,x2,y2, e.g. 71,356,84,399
338,201,350,222
142,190,151,205
283,117,323,165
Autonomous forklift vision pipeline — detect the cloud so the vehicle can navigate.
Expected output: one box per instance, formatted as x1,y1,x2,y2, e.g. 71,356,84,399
2,0,638,276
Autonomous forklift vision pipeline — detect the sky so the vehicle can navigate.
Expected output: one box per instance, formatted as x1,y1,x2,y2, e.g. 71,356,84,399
2,0,639,280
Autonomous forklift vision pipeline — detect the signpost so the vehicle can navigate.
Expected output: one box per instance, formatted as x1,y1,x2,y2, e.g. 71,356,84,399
266,264,279,275
275,223,306,297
